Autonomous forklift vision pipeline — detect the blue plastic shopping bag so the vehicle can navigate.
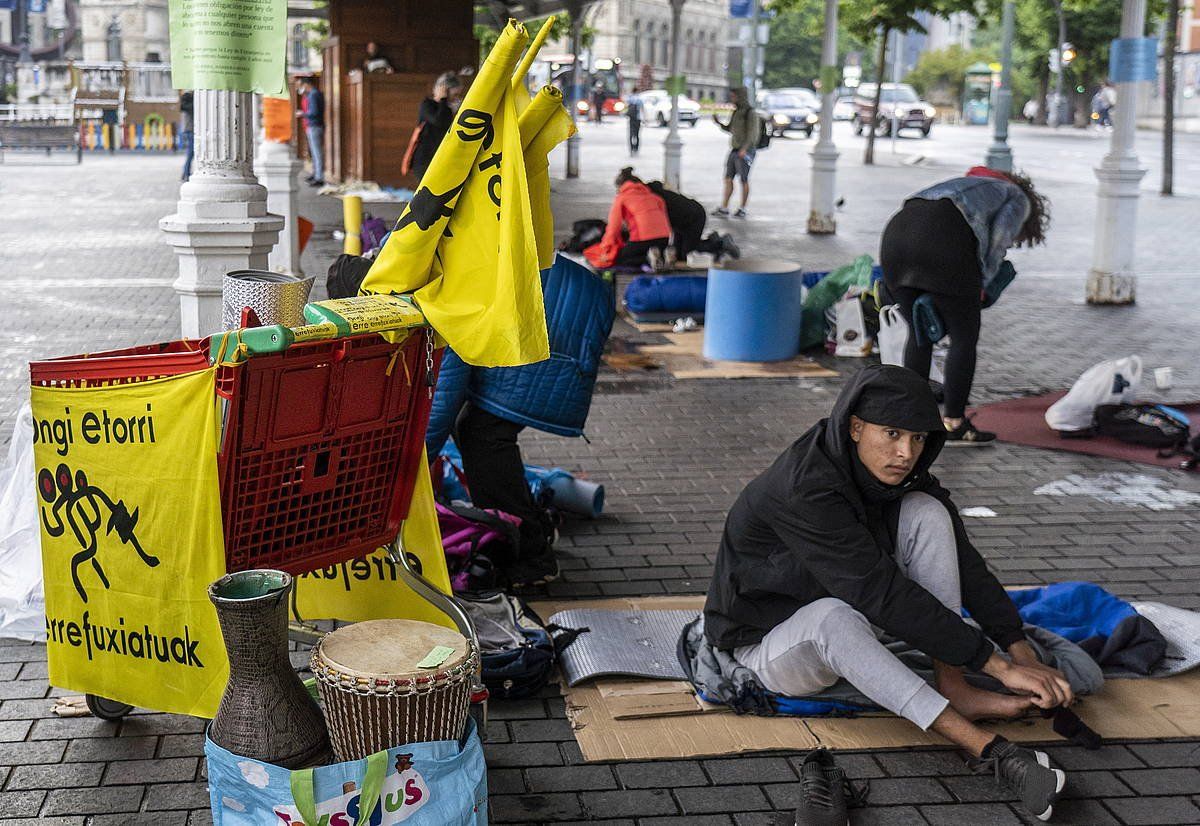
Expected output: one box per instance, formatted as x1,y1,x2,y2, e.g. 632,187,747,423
205,718,488,825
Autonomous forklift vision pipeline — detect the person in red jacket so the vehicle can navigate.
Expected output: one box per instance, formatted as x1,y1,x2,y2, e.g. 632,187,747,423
584,168,672,270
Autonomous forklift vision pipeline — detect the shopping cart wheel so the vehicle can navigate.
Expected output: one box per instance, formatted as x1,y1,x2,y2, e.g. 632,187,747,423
85,694,133,721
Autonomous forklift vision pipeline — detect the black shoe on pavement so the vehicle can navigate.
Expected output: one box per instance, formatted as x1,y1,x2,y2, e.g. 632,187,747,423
721,233,741,260
508,552,560,588
733,208,747,218
308,179,326,187
793,748,868,826
944,416,996,446
968,739,1066,822
711,206,730,217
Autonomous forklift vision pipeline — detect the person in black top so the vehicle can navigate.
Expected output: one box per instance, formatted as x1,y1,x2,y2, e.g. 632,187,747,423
298,77,325,186
706,365,1073,821
410,72,462,182
880,168,1050,444
644,178,739,264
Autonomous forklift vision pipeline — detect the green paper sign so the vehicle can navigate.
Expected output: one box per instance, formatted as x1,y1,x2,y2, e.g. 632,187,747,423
169,0,287,94
819,67,840,95
665,75,687,96
417,645,456,669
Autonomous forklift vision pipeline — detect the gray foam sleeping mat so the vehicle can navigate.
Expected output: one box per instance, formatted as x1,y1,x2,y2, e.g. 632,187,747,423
548,609,694,686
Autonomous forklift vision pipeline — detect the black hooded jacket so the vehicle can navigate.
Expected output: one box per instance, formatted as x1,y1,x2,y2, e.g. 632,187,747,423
703,365,1025,672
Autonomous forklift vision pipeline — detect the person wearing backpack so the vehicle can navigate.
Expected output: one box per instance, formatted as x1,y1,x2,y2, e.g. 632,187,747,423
880,167,1050,445
711,86,759,219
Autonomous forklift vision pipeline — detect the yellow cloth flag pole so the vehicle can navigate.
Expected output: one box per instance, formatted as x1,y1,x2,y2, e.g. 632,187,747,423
361,20,530,298
512,17,557,95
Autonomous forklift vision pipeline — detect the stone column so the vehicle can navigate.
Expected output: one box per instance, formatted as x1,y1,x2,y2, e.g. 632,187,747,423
807,0,839,234
160,90,284,337
662,0,685,191
254,96,304,276
1087,0,1147,305
984,0,1016,172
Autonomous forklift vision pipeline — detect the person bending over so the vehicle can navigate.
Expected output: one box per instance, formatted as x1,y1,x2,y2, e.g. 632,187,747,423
583,168,671,271
705,364,1073,822
646,179,739,265
880,167,1050,444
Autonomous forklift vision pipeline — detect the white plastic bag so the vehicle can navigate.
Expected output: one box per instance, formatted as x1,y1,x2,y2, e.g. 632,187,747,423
1045,356,1143,432
834,297,871,357
878,305,908,366
878,305,946,383
0,403,46,641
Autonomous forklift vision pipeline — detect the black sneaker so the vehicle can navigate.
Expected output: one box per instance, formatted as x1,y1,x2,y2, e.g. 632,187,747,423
793,748,868,826
508,552,560,588
944,416,997,446
721,233,741,260
711,206,730,217
733,208,747,218
968,740,1066,822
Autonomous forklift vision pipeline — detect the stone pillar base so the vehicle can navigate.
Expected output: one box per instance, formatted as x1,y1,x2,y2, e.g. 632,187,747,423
254,139,303,276
1088,160,1145,305
160,213,286,336
807,142,839,235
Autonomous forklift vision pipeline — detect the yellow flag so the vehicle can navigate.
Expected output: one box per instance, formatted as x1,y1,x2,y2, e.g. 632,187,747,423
32,369,228,718
292,449,456,629
361,20,529,298
362,19,572,368
521,87,576,269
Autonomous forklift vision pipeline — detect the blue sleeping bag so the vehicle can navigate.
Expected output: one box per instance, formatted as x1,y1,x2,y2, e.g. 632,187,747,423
623,275,708,314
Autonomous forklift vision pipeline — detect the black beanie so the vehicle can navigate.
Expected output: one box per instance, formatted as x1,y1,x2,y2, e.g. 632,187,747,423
851,366,943,433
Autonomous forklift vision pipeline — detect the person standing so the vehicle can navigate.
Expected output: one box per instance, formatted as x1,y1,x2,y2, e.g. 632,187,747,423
299,77,325,186
711,86,757,218
100,107,119,153
880,167,1050,444
407,72,461,182
179,91,194,182
626,92,642,155
362,41,395,74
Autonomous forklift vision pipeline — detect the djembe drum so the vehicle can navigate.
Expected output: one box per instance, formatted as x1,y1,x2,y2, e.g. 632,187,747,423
311,619,478,761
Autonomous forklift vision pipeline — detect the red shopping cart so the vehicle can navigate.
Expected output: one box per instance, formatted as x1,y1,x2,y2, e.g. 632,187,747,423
29,315,486,724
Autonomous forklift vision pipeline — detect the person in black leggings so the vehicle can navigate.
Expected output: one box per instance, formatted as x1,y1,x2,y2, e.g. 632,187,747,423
881,169,1050,444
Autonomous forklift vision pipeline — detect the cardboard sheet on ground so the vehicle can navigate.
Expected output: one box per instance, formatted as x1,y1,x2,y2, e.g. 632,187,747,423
970,392,1200,469
534,596,1200,763
636,333,838,380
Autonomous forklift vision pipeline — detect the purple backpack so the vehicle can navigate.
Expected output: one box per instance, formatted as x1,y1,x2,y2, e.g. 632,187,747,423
436,502,522,592
361,214,390,254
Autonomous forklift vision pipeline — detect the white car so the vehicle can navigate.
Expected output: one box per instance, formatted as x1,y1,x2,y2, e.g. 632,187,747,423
635,90,700,127
833,95,855,121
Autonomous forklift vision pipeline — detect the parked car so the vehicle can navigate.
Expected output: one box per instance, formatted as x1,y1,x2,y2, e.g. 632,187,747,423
852,83,936,137
833,95,856,121
636,90,700,127
759,89,819,137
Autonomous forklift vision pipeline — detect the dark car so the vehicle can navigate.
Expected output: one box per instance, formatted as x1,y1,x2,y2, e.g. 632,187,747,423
852,83,936,137
759,89,819,138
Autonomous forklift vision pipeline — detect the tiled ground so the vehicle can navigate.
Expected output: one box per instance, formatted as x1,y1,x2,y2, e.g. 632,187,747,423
1,121,1198,824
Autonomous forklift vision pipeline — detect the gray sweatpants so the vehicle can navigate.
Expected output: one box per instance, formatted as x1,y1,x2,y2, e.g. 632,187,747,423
733,492,962,730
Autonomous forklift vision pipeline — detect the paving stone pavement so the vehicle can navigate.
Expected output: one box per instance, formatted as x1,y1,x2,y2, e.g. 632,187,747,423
0,131,1199,825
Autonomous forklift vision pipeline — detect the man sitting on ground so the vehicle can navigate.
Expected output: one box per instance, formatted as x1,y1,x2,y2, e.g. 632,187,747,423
705,364,1073,823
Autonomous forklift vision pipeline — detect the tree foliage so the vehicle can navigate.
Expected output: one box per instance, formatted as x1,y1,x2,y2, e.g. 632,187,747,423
763,3,877,89
904,44,994,104
473,10,593,64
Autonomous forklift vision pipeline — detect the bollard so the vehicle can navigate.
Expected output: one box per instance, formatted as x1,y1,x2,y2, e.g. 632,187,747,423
343,195,363,256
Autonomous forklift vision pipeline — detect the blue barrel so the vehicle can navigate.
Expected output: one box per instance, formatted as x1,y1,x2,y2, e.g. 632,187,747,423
703,260,805,361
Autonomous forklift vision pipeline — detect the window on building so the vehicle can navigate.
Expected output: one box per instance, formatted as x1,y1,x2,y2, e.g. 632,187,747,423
106,17,122,62
685,29,693,70
292,23,309,67
633,20,641,63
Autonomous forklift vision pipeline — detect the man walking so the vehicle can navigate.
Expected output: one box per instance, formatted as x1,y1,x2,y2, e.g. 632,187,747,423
300,77,325,186
712,86,757,218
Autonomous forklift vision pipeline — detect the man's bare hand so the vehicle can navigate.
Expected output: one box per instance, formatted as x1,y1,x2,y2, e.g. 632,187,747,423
1008,640,1069,683
983,652,1074,709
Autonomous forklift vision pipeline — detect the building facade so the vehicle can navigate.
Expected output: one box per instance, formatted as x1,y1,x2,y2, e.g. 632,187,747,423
80,0,168,63
581,0,730,101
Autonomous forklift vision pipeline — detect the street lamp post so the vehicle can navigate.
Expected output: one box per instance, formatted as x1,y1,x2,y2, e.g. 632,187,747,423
662,0,685,190
807,0,839,234
1086,0,1148,304
565,0,583,179
985,0,1016,171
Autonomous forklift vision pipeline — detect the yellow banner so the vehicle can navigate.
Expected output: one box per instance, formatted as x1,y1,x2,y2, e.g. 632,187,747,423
361,19,572,368
32,369,228,718
292,451,455,628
